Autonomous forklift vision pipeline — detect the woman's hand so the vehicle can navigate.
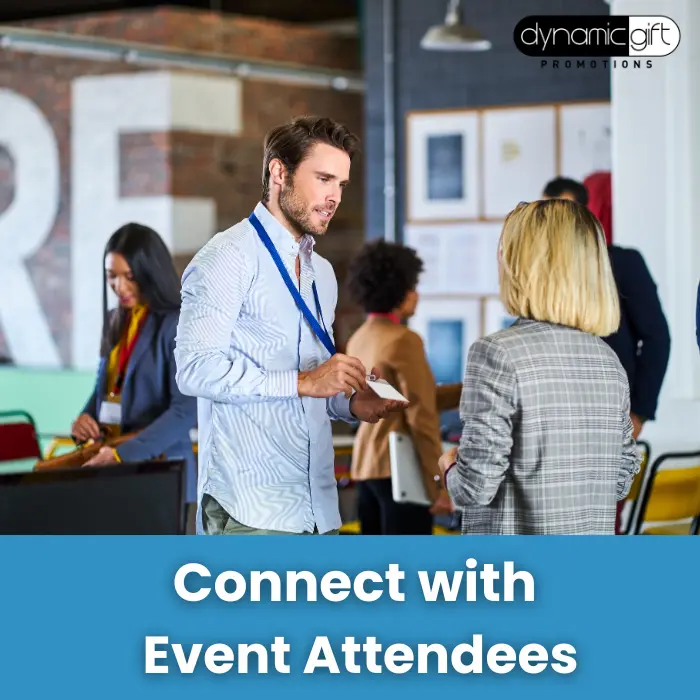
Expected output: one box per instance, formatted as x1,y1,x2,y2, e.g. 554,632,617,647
71,413,101,442
430,489,454,515
83,446,118,467
631,412,644,440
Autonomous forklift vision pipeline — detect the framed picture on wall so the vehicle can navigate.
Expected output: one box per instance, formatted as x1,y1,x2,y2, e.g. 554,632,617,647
559,102,612,182
404,221,501,296
483,297,517,336
406,110,480,222
403,225,443,294
409,297,481,383
482,105,557,218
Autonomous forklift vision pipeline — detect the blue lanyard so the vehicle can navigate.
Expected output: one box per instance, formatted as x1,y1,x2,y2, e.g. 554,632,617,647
249,212,336,356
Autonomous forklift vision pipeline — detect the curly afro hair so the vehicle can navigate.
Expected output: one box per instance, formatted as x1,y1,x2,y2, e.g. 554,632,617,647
346,240,424,314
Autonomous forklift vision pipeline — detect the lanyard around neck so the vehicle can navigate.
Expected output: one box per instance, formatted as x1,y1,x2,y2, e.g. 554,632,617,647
249,212,336,356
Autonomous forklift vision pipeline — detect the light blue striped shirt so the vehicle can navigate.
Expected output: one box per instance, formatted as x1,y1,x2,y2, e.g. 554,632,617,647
175,202,354,534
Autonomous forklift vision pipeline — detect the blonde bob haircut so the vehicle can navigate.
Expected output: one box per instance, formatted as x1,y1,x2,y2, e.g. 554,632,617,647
499,199,620,336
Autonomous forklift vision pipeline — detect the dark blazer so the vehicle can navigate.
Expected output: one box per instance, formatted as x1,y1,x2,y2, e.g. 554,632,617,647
604,245,671,422
82,310,198,502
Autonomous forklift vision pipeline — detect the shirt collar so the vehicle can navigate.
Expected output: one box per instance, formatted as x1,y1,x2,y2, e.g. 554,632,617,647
253,202,315,258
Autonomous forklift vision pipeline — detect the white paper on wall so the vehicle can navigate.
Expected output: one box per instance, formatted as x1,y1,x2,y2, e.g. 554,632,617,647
559,102,612,182
482,106,557,218
405,222,502,296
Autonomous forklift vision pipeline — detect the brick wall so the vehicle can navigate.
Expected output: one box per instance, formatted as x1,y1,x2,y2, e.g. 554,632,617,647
364,0,611,240
20,7,360,72
0,8,364,367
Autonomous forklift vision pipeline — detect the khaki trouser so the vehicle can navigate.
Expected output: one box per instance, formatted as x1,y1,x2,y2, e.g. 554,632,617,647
201,494,339,536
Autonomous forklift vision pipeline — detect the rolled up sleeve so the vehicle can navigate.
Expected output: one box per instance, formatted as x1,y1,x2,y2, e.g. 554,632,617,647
618,378,642,500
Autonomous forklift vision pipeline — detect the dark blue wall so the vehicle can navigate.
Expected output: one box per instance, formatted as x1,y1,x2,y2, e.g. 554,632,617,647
363,0,611,240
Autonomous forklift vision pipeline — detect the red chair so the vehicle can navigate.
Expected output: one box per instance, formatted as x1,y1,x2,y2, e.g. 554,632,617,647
0,411,42,463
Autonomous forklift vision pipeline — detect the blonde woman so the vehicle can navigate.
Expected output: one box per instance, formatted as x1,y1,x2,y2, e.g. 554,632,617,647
439,199,641,535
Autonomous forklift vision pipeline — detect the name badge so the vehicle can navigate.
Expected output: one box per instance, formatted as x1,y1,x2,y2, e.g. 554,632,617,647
99,401,122,426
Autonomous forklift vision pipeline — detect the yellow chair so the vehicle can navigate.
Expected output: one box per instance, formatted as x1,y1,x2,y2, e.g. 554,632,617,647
433,523,460,536
632,449,700,535
42,435,77,460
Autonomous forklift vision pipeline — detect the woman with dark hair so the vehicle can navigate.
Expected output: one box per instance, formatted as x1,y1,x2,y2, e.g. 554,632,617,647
345,240,453,535
71,223,197,502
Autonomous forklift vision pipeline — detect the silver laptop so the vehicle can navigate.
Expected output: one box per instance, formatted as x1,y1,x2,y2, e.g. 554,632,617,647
388,431,432,507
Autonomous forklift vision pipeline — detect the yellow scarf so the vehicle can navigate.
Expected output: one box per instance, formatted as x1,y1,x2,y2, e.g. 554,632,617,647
105,304,148,405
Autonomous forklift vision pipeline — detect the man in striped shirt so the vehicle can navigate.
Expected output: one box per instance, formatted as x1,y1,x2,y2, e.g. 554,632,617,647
175,116,404,535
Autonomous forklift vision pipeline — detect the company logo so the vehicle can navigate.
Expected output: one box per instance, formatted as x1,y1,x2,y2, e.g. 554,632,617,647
514,15,680,57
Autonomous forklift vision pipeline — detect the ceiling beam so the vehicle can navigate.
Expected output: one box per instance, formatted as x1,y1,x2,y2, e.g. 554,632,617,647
0,0,358,24
0,24,365,92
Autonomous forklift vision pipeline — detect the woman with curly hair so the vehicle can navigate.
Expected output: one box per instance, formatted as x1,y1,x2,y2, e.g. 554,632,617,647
345,241,453,535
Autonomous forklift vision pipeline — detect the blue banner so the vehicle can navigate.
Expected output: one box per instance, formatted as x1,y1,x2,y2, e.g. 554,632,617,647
0,537,695,697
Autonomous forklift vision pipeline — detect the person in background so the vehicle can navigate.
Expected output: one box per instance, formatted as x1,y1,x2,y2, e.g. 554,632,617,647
542,176,589,205
71,224,198,509
585,172,670,536
439,199,640,535
345,241,453,535
174,116,404,536
544,173,671,440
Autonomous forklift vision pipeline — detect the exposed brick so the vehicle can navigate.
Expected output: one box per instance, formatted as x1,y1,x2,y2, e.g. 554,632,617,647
20,7,360,72
120,132,171,197
0,8,365,366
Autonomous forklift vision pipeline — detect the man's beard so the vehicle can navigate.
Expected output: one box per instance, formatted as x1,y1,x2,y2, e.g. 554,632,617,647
279,179,329,237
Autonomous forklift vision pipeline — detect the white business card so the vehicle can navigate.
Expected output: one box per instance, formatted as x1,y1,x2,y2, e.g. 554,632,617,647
366,378,409,403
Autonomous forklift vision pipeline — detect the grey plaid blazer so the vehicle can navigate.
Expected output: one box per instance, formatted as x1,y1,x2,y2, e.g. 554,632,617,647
445,319,641,535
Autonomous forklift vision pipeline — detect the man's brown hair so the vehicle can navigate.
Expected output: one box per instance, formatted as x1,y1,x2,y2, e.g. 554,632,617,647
261,116,360,202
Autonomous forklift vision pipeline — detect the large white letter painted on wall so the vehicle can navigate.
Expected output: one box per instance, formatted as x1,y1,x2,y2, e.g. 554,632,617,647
71,71,242,370
0,88,61,367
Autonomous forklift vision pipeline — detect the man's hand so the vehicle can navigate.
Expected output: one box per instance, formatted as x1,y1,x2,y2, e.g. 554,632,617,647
631,413,644,440
298,354,368,399
83,446,118,467
348,366,407,423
